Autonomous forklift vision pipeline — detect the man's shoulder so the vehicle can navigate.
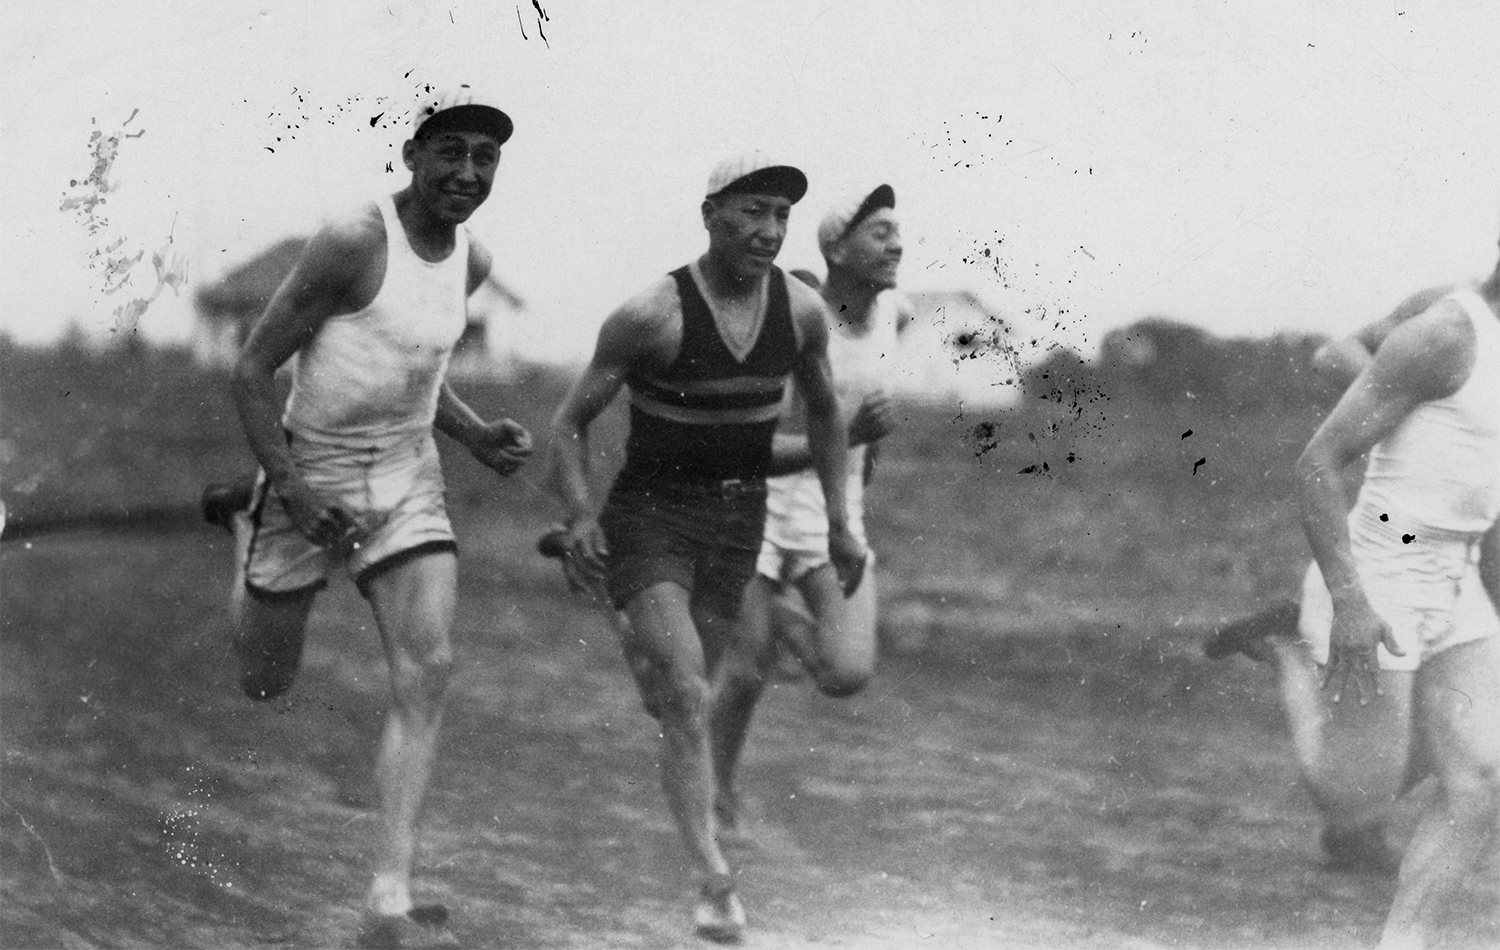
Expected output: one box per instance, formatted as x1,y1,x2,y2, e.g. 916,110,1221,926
1376,298,1477,395
310,201,387,261
784,271,833,340
613,273,682,328
1404,296,1474,343
594,274,682,368
784,270,829,315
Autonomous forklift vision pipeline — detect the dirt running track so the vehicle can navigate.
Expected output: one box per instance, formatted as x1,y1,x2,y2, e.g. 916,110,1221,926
0,353,1496,950
3,518,1497,950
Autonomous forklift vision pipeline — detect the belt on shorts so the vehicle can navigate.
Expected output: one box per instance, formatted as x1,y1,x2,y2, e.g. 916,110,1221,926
619,474,768,500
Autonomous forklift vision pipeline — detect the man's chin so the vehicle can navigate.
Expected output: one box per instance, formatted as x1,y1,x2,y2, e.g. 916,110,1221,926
435,192,486,222
734,257,776,280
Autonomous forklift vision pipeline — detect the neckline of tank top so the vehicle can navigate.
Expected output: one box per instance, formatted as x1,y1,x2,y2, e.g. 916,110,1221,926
382,195,465,268
687,259,769,363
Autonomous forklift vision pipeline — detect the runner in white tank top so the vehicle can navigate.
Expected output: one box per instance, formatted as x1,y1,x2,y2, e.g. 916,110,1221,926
1294,246,1500,949
1301,286,1500,669
713,184,912,838
1203,282,1461,872
282,194,469,447
761,285,905,558
221,87,534,948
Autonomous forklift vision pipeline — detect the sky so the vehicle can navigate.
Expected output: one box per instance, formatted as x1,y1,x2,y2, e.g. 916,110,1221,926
3,0,1498,367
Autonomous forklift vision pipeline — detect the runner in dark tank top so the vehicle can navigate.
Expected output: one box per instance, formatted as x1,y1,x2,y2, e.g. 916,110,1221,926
621,264,798,483
548,153,866,942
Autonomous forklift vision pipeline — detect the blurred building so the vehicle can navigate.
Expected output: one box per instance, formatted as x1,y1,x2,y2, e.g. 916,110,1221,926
192,236,526,378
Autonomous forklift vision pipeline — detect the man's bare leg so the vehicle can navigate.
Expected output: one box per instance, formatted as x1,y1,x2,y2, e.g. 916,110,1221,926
1379,639,1500,950
623,584,723,876
710,566,879,836
794,563,877,698
361,552,458,919
766,584,817,680
709,577,777,836
1267,637,1415,869
233,586,316,701
621,581,745,939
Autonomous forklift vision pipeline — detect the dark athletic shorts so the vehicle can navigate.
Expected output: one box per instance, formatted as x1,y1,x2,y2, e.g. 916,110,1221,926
598,473,768,620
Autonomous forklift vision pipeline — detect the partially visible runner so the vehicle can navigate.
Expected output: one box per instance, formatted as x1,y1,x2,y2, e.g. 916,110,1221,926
711,184,913,835
1292,239,1500,948
210,87,532,948
548,152,866,943
1205,283,1454,872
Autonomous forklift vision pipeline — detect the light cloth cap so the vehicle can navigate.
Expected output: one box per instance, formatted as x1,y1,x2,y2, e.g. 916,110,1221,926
817,184,896,257
412,85,513,144
705,151,807,203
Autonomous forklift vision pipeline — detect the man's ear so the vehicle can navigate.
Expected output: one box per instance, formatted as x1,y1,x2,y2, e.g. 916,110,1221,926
701,198,717,230
402,139,419,172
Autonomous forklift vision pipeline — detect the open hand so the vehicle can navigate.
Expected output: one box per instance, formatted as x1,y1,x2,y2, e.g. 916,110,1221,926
1322,596,1403,706
557,519,610,601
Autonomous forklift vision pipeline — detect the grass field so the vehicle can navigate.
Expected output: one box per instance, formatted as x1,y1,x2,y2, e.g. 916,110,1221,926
2,343,1496,949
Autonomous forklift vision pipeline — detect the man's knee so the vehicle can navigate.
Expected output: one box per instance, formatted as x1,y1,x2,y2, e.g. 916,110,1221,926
655,665,711,723
1440,763,1500,823
389,646,455,707
813,661,874,698
625,651,669,720
810,618,877,698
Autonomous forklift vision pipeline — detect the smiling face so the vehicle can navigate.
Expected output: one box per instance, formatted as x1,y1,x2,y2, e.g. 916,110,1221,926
702,191,793,281
828,208,902,290
402,130,502,225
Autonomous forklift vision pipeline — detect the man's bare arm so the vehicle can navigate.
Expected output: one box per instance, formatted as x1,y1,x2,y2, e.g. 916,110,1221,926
1311,284,1454,387
432,235,534,474
788,302,848,516
550,304,659,518
765,392,894,477
788,284,865,593
435,383,533,476
544,300,666,591
230,214,375,543
1295,304,1474,700
465,234,493,297
1480,521,1500,616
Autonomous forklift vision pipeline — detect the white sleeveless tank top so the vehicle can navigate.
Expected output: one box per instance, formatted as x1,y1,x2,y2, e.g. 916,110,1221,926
283,195,470,447
1357,288,1500,535
767,289,906,529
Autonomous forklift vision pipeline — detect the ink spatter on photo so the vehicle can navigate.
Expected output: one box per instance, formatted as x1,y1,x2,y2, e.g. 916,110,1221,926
59,111,189,339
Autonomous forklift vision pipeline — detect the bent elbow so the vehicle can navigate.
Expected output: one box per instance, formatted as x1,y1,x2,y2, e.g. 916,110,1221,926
1293,443,1344,491
229,354,265,400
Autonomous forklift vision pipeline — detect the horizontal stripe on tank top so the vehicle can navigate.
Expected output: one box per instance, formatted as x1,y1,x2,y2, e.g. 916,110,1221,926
622,264,798,482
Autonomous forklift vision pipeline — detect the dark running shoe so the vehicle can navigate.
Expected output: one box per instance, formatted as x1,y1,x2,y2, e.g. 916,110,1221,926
354,904,458,949
202,478,255,533
1203,600,1300,662
536,524,569,559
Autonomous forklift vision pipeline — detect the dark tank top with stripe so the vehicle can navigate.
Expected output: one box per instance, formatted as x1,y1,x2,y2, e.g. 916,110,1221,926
621,265,798,482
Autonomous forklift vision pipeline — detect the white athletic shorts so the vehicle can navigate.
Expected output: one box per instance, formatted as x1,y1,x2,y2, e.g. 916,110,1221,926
756,467,869,584
1299,505,1499,671
243,430,456,597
